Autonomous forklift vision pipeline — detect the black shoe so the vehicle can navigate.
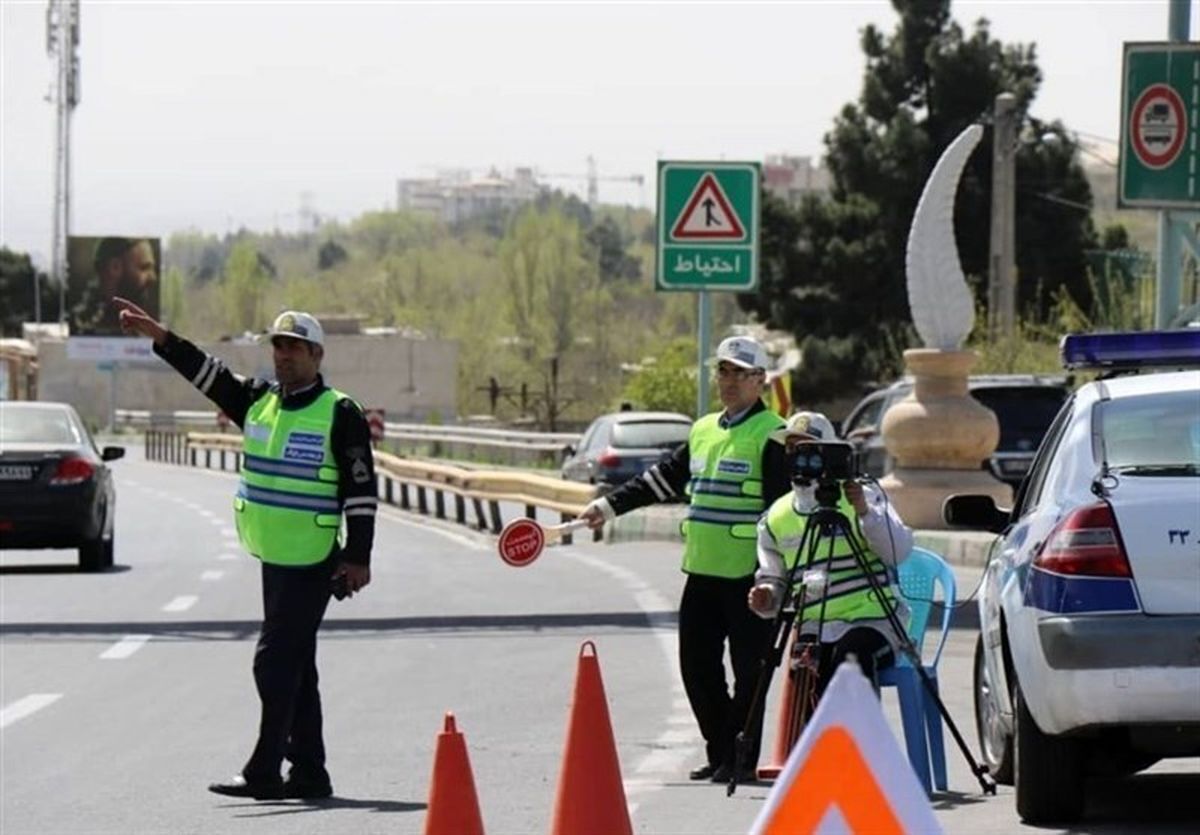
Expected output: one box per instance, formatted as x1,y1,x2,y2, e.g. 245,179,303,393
688,763,718,781
208,775,284,800
710,763,758,783
283,777,333,799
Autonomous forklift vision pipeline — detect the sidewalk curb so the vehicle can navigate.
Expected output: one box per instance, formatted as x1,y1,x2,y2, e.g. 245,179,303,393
606,505,998,567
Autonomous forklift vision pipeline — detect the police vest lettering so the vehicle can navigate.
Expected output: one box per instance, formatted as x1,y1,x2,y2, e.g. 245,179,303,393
236,388,347,565
764,492,897,622
682,409,785,578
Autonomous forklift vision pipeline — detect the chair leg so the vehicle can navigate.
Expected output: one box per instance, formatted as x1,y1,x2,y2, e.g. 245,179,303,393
923,669,948,791
895,669,932,795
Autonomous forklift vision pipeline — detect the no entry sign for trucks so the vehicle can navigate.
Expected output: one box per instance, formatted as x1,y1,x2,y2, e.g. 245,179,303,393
1120,42,1200,209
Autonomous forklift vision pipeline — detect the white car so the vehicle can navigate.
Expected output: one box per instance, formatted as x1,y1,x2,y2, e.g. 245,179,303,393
945,330,1200,824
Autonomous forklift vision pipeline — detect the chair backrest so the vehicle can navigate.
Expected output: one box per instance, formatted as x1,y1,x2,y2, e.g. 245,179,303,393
896,547,956,666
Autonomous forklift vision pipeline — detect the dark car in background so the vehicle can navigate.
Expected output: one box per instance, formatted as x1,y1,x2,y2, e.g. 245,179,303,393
562,411,692,493
0,402,124,571
841,374,1072,488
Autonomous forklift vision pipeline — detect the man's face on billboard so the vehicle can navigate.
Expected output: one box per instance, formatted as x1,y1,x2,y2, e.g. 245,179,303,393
124,241,157,288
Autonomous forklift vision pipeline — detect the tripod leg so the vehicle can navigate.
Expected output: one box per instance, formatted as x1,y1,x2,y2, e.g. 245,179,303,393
828,510,997,795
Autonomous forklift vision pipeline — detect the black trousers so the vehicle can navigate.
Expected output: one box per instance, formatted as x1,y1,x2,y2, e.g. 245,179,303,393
813,626,895,699
242,558,334,784
678,573,772,770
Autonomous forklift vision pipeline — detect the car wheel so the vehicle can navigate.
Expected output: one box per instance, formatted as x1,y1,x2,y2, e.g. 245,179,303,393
79,536,107,572
1014,684,1084,824
973,634,1014,784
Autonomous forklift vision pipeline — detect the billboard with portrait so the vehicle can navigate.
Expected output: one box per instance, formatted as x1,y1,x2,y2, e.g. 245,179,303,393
66,236,161,336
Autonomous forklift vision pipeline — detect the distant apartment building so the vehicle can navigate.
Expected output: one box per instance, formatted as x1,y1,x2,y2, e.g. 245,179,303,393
762,154,831,205
396,167,541,224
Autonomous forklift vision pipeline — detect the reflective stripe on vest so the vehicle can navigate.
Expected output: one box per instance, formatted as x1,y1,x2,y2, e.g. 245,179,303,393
236,388,346,565
681,408,785,578
763,492,898,623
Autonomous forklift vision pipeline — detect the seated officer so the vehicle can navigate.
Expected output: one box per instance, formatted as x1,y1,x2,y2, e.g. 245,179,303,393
747,411,913,697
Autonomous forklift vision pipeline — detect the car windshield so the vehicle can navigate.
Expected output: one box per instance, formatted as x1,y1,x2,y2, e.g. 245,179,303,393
0,405,83,445
972,388,1068,451
610,420,690,449
1102,390,1200,474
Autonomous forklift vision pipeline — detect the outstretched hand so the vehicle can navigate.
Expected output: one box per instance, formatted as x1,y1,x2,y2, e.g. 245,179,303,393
113,296,166,345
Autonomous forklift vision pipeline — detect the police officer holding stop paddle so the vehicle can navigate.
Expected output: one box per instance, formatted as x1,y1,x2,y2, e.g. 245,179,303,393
115,296,377,801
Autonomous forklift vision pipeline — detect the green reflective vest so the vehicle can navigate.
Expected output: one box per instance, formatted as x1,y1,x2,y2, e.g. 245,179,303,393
235,388,346,565
763,492,898,623
680,408,785,578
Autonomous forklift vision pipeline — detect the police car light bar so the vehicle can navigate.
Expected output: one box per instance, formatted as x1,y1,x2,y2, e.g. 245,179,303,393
1060,330,1200,370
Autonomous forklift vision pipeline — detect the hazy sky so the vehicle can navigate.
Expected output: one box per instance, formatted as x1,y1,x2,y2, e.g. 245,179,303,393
1,1,1194,262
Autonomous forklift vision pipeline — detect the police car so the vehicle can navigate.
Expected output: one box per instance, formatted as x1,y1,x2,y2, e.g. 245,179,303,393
945,330,1200,824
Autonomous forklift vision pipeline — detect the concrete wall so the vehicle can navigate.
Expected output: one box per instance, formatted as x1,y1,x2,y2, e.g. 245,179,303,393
36,335,459,429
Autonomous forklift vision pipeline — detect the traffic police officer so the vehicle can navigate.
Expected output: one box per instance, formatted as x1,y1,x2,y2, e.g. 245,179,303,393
115,298,377,800
581,336,789,783
748,411,912,698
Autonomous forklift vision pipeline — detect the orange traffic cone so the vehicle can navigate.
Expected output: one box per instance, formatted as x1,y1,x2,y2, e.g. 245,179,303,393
549,641,632,835
758,631,819,780
424,712,485,835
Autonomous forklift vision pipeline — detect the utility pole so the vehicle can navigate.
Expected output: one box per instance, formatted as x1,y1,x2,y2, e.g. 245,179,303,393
1155,0,1193,328
46,0,81,324
988,92,1017,339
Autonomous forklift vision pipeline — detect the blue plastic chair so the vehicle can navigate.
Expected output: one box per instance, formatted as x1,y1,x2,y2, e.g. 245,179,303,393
878,546,956,794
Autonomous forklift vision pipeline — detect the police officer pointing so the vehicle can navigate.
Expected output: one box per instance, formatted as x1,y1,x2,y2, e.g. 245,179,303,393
115,297,377,801
580,336,789,783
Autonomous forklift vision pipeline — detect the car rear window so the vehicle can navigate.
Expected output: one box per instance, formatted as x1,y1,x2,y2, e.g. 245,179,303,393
972,388,1068,451
611,421,691,449
0,406,82,445
1102,391,1200,471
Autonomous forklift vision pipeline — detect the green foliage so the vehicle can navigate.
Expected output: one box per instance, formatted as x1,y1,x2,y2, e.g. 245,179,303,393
743,0,1098,397
222,241,273,334
317,240,348,271
0,248,55,336
621,338,703,417
160,266,188,332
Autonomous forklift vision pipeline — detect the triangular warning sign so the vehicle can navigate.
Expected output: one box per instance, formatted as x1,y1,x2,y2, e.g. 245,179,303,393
670,173,745,240
749,662,942,835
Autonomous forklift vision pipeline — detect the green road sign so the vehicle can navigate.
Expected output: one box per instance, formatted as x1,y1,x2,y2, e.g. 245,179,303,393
656,161,760,291
1119,42,1200,209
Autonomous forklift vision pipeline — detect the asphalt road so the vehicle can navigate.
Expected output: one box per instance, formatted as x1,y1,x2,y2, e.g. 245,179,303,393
2,448,1198,834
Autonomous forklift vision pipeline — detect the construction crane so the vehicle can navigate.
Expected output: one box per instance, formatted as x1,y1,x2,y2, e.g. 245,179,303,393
538,156,645,210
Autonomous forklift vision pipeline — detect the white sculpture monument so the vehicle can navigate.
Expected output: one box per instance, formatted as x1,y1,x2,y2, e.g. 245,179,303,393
880,124,1011,528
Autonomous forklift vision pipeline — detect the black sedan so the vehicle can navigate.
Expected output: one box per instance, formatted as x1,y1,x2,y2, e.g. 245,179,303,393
0,402,124,571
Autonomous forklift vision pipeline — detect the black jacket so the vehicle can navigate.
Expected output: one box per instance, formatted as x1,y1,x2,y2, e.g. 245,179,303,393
153,332,376,565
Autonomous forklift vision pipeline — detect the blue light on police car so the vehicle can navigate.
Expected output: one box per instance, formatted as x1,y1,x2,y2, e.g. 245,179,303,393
1060,330,1200,370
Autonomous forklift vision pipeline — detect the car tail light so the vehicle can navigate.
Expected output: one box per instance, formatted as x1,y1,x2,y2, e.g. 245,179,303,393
1034,502,1131,577
50,456,95,486
596,447,621,468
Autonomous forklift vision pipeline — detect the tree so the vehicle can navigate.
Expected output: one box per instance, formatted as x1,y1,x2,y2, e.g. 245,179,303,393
222,241,273,335
742,0,1098,395
621,338,708,417
0,249,56,336
317,240,348,271
586,216,641,282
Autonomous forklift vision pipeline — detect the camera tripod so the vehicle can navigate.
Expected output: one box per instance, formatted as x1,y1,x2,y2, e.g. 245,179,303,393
727,483,996,796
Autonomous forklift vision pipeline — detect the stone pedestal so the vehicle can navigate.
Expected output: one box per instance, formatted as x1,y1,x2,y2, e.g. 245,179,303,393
878,349,1011,529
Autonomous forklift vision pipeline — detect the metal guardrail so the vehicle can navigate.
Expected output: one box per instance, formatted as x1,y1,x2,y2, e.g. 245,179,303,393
123,410,581,467
144,430,600,542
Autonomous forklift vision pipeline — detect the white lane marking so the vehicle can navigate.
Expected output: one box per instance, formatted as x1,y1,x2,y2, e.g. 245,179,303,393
199,510,216,519
162,595,198,613
219,527,236,538
201,570,225,582
376,506,489,552
217,552,240,562
209,518,225,527
0,694,62,729
125,479,142,488
558,546,696,801
100,635,152,660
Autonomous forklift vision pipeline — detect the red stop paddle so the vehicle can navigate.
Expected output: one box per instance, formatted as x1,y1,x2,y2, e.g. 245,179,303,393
497,518,589,567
